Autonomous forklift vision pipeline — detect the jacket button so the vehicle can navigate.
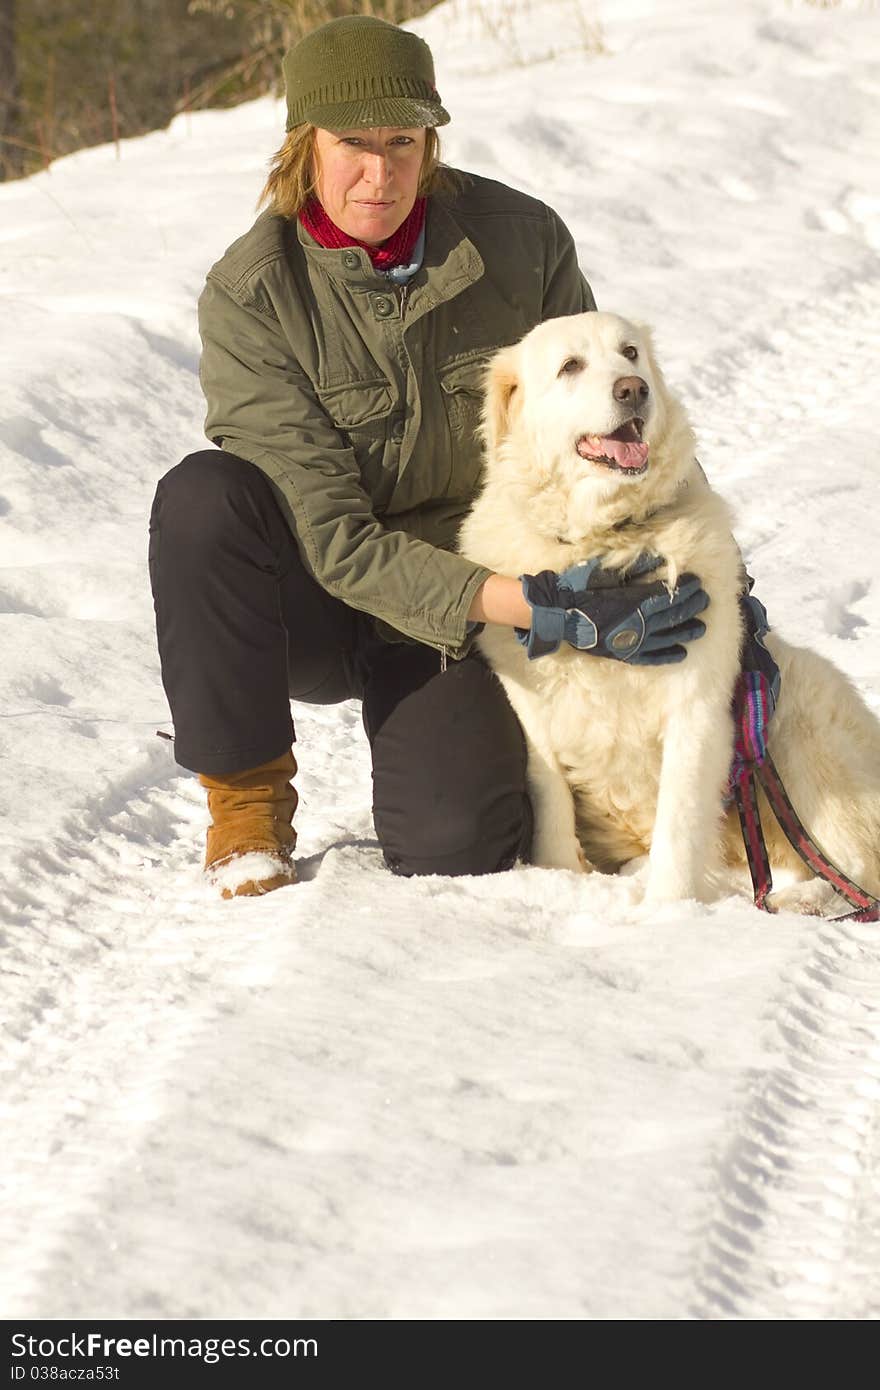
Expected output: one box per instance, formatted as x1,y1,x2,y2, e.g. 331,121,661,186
374,295,394,318
390,417,405,443
343,251,359,269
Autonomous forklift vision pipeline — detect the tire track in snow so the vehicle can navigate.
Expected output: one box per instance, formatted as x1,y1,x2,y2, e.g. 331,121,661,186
0,706,371,1316
684,265,880,1315
1,745,194,1039
691,918,880,1319
0,754,290,1315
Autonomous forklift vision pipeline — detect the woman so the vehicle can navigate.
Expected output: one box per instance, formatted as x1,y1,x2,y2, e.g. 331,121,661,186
149,16,706,897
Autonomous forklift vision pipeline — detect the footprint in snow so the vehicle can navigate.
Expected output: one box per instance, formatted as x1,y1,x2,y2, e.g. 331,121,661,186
823,580,869,640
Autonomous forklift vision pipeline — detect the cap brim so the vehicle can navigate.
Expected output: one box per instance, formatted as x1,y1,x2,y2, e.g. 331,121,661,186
290,96,450,131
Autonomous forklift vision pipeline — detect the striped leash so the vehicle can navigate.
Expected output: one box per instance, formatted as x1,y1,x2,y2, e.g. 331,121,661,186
730,675,879,923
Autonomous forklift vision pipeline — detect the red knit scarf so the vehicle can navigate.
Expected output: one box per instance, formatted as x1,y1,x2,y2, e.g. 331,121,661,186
299,196,426,270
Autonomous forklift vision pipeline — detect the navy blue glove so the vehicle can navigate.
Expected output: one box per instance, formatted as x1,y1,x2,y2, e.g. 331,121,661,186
516,554,709,664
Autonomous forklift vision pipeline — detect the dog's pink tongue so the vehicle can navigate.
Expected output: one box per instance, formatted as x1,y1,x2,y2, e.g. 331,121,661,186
578,435,649,470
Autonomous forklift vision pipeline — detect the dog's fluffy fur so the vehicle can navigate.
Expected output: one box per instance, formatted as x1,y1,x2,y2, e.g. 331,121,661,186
459,312,880,913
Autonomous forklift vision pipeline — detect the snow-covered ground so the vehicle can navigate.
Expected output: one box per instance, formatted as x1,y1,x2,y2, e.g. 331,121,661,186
1,0,879,1320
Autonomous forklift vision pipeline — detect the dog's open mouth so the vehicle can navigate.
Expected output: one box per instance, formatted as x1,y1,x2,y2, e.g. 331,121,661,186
576,419,648,474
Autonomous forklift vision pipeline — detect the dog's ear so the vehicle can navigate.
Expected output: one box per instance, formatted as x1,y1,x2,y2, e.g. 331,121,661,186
480,345,522,455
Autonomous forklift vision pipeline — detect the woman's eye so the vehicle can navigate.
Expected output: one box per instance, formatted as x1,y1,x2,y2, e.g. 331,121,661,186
559,357,585,376
622,345,638,362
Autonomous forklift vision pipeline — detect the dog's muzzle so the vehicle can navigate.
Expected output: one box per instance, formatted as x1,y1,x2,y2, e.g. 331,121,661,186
576,418,648,473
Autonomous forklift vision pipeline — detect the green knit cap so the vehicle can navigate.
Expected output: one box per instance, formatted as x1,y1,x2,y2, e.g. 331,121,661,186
283,16,450,132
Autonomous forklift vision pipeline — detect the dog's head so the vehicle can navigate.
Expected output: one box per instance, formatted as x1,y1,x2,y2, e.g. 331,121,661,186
481,312,696,532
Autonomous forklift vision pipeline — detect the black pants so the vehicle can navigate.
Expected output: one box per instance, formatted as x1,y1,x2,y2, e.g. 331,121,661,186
149,450,531,876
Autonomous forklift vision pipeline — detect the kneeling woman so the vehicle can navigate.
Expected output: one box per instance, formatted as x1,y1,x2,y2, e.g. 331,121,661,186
149,16,702,896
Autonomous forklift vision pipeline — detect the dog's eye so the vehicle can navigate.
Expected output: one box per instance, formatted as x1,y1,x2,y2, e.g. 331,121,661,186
622,345,639,362
559,357,585,376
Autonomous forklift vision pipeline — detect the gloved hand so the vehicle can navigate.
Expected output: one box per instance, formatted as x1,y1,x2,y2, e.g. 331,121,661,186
516,553,709,664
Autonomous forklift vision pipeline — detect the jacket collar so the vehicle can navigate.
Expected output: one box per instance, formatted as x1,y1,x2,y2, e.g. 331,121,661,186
296,196,484,319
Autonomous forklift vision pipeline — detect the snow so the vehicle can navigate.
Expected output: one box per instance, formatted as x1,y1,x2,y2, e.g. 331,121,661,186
1,0,879,1320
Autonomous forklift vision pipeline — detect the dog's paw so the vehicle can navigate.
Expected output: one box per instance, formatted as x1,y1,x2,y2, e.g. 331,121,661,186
532,835,591,874
642,871,711,907
766,878,847,918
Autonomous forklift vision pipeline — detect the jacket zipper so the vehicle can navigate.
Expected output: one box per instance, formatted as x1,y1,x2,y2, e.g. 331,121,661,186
399,277,444,670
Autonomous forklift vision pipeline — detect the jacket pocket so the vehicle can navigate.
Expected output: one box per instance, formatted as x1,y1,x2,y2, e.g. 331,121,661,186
315,378,396,511
438,354,492,496
315,378,394,430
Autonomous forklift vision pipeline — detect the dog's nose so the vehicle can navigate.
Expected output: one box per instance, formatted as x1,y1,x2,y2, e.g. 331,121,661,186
613,376,649,407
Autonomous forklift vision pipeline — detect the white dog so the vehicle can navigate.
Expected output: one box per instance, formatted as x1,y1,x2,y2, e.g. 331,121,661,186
459,312,880,913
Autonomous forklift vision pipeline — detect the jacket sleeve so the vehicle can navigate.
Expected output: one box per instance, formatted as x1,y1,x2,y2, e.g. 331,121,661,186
542,205,597,319
198,275,491,656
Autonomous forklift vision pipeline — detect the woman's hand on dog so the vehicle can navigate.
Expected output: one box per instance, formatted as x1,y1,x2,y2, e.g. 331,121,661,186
515,557,709,664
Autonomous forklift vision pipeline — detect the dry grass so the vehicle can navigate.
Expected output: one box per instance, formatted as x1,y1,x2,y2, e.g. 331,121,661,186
0,0,444,182
790,0,877,9
441,0,606,67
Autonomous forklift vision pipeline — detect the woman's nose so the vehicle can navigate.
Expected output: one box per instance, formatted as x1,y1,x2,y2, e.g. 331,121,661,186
363,151,391,184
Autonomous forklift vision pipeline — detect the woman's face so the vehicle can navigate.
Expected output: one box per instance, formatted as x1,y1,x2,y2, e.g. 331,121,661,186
312,126,428,245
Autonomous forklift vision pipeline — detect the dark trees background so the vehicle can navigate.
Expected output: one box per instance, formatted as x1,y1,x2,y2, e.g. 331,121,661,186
0,1,438,181
0,0,20,177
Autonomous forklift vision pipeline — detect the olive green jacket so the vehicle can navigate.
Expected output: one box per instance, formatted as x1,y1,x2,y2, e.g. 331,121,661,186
198,171,595,657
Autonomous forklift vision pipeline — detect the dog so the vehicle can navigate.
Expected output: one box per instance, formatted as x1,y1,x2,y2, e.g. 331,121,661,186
458,311,880,914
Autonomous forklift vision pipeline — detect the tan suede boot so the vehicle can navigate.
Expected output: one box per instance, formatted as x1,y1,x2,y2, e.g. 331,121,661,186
199,749,298,899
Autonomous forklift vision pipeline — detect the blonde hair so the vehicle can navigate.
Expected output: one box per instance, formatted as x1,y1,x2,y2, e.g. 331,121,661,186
257,125,462,217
